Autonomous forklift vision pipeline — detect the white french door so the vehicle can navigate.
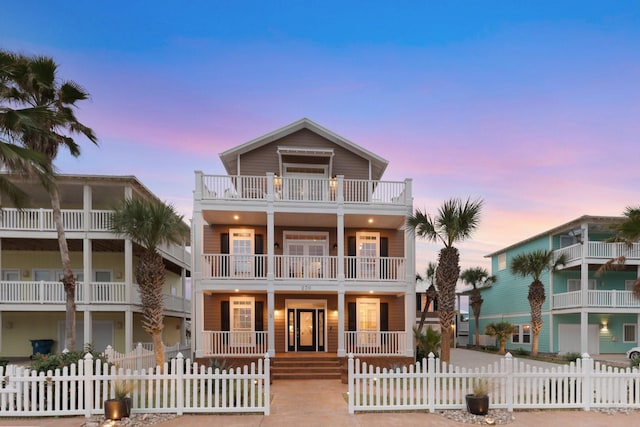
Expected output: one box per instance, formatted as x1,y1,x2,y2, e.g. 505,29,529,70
230,229,254,277
284,232,328,278
357,232,379,279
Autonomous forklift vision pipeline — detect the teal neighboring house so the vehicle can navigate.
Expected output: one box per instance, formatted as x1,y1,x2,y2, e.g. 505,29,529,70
475,215,640,356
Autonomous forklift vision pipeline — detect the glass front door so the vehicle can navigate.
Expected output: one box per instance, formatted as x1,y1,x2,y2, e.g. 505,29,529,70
287,308,325,352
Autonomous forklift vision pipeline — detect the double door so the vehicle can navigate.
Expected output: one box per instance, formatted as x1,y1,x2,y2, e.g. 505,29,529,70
287,308,325,352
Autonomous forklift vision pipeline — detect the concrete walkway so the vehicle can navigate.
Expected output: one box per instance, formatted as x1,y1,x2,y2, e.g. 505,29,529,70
0,349,637,427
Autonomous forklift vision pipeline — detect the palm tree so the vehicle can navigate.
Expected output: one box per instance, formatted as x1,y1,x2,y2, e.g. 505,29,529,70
460,267,496,346
110,198,189,367
1,50,97,351
597,206,640,298
407,197,483,364
413,325,441,360
485,321,513,354
415,262,438,330
510,249,567,356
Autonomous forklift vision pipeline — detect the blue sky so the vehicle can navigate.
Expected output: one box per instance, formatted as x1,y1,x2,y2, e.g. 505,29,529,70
2,1,639,273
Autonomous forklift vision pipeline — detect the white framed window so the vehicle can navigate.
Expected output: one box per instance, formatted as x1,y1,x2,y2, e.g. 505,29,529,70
230,228,254,277
94,270,112,282
567,279,596,292
625,280,637,291
498,253,507,271
2,269,20,281
230,296,254,346
623,323,636,343
55,270,84,282
356,298,379,345
511,324,531,344
357,232,380,279
284,231,329,278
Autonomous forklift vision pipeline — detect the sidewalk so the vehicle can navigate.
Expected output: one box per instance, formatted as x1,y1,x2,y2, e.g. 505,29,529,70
0,349,638,427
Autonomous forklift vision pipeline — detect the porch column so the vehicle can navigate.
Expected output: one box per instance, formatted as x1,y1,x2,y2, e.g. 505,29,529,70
267,209,274,281
405,187,416,357
580,311,589,355
83,238,92,304
194,290,204,358
267,290,275,357
337,211,344,280
580,262,589,354
125,309,133,353
125,239,133,304
637,266,640,345
337,290,345,357
83,310,92,351
191,207,203,359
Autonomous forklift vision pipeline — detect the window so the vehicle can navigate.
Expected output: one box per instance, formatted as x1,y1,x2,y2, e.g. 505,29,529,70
512,324,531,344
567,279,596,292
356,298,379,345
230,229,254,277
357,232,380,279
230,296,254,346
623,324,636,343
625,280,637,291
2,269,20,281
498,253,506,271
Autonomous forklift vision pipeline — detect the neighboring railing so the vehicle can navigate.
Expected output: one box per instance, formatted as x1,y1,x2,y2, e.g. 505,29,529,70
348,353,640,414
91,282,127,303
200,174,408,206
90,210,112,230
0,208,91,231
201,331,268,356
555,242,640,263
552,290,640,309
344,331,406,356
104,342,192,371
0,353,270,417
201,254,407,282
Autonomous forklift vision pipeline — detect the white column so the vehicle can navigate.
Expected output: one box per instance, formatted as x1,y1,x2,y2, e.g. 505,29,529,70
267,290,275,357
337,291,345,357
405,178,415,356
267,210,274,281
83,184,92,232
194,290,204,358
337,211,344,280
83,310,92,350
580,262,589,354
125,309,133,353
83,238,92,304
125,239,133,303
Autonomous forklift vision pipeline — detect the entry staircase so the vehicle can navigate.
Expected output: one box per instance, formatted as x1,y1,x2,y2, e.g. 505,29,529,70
271,355,342,380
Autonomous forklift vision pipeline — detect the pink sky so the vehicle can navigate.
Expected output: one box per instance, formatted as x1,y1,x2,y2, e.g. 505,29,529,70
2,1,639,274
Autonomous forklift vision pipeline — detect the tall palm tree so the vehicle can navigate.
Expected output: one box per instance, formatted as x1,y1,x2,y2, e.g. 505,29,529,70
110,198,189,367
510,249,567,356
485,321,513,355
1,50,97,351
597,206,640,298
460,267,496,346
415,262,438,330
407,197,483,364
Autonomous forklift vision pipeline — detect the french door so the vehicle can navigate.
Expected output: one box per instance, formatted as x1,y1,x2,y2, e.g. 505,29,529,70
287,308,325,352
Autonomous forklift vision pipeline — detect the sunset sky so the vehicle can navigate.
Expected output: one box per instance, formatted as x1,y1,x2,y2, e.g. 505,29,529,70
2,1,639,274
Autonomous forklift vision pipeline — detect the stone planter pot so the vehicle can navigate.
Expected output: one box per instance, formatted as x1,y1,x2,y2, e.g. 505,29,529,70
104,398,129,420
465,394,489,415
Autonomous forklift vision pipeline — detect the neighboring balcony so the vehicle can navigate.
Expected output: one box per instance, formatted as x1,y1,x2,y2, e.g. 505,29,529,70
0,281,190,312
552,290,640,310
201,254,407,282
0,208,112,231
198,174,410,206
554,242,640,264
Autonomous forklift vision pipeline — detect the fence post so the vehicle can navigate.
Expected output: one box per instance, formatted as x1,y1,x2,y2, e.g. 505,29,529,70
427,353,435,412
582,353,593,411
136,343,143,371
176,352,184,416
348,353,354,414
264,353,270,416
83,353,94,419
504,352,514,412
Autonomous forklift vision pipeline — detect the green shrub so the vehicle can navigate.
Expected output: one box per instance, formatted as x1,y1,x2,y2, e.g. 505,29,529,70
514,348,530,356
563,352,581,363
30,344,104,373
631,358,640,369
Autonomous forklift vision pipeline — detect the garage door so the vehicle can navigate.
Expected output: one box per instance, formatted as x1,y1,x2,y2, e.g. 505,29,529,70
558,324,599,355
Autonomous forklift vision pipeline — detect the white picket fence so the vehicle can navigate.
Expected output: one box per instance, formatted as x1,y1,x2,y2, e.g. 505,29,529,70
0,353,270,417
348,352,640,414
104,343,192,371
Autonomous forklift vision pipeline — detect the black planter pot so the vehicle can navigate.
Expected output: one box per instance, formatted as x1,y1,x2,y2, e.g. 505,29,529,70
104,398,129,420
465,394,489,415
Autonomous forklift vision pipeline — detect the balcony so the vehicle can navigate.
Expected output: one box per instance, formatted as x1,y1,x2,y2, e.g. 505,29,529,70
0,281,190,312
198,174,409,206
201,254,406,282
554,242,640,264
0,208,113,231
552,290,640,309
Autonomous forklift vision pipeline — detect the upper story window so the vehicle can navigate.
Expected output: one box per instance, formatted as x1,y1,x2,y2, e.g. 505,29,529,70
498,253,507,271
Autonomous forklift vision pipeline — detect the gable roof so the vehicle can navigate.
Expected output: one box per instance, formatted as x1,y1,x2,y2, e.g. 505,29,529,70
485,214,624,258
219,118,389,179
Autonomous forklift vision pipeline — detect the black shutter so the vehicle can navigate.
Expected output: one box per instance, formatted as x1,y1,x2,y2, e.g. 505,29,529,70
380,237,388,279
255,234,264,277
221,233,229,277
221,300,230,344
255,301,264,345
347,236,356,278
348,302,356,331
380,302,389,348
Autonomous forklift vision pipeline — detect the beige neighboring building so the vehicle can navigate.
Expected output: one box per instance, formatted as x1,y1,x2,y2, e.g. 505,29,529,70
191,118,416,373
0,173,191,358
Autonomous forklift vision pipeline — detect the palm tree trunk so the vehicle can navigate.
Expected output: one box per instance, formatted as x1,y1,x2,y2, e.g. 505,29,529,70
50,182,76,351
437,246,460,364
528,280,546,357
136,250,166,367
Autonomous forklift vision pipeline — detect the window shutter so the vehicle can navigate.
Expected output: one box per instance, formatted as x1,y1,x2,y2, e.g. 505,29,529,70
221,301,230,331
255,234,264,277
221,233,229,276
254,234,264,254
347,236,356,278
348,302,356,331
255,301,264,331
380,302,389,331
380,237,388,279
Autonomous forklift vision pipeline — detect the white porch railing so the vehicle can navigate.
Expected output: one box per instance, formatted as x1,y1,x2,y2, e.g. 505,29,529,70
201,331,268,356
200,174,408,205
104,342,192,371
0,353,270,417
348,353,640,414
0,208,100,231
344,331,406,356
555,241,640,263
553,290,640,309
201,254,406,282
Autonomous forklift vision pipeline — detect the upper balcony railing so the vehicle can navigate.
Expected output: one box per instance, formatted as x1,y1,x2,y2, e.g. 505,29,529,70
0,280,190,312
552,289,640,309
554,242,640,264
199,174,409,206
201,254,406,282
0,208,113,232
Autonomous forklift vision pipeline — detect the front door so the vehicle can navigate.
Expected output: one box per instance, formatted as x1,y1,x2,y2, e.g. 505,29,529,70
287,308,325,352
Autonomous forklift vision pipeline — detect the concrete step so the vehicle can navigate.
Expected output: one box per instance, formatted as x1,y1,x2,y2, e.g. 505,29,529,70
271,356,342,380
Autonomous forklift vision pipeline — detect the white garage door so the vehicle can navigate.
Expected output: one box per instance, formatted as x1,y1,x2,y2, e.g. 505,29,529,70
558,324,599,355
